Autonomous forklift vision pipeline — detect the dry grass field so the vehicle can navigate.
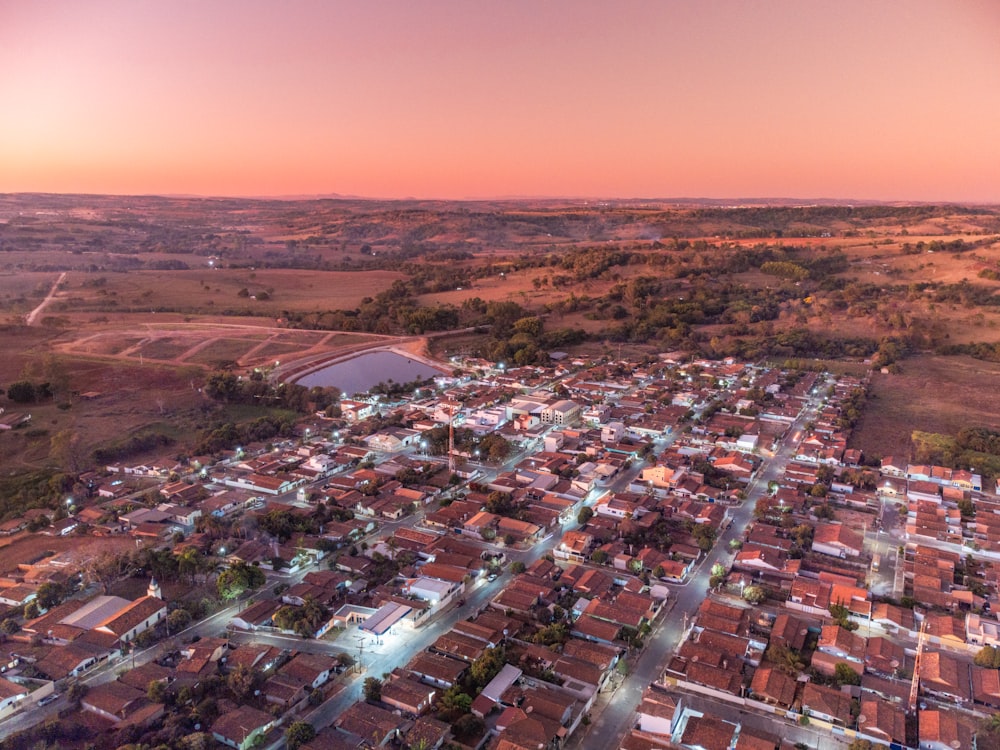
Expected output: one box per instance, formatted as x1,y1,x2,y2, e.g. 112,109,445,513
850,354,1000,459
43,268,408,317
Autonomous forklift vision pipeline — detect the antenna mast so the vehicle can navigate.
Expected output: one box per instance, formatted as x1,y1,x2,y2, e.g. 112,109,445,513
448,403,456,473
909,619,928,713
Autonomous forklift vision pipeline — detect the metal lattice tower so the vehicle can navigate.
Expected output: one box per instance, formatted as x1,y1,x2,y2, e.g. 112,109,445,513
909,619,928,713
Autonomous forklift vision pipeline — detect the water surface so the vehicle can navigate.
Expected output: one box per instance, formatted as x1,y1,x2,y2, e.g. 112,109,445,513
295,350,444,396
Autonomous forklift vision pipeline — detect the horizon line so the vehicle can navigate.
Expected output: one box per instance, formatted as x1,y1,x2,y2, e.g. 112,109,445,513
2,190,998,208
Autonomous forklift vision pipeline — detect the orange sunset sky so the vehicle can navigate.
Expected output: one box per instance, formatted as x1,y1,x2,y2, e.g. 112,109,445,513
2,1,999,202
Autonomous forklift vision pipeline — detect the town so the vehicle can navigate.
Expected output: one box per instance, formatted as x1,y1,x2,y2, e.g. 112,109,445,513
0,352,995,750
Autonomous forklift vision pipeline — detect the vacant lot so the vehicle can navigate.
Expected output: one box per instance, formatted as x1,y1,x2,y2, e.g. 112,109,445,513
850,354,1000,459
0,532,139,578
50,268,407,316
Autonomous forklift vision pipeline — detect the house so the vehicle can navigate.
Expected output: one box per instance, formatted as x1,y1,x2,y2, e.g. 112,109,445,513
812,522,864,558
380,673,437,716
81,681,162,727
403,716,450,750
966,612,1000,647
405,651,468,688
94,595,166,643
212,705,277,750
334,699,407,745
865,637,904,677
281,652,335,689
636,686,681,737
750,665,797,708
0,676,27,713
918,709,975,750
768,613,810,652
858,697,906,746
919,651,971,703
816,625,865,663
677,713,737,750
339,399,376,423
800,682,853,725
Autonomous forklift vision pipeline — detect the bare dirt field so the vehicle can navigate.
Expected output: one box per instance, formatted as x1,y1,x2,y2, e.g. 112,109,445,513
53,320,383,370
0,532,139,578
850,354,1000,459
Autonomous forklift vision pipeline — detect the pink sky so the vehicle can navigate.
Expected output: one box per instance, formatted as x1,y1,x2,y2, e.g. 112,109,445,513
2,1,999,202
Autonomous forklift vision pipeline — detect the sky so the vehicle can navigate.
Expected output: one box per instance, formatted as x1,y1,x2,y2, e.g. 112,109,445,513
2,1,999,202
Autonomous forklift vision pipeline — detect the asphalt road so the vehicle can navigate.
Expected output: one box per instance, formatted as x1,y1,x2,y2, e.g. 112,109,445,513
2,378,833,749
571,381,831,749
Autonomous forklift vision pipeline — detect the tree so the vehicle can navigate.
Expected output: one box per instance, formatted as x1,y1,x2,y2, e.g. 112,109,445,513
66,681,88,706
227,663,257,701
742,584,766,605
363,677,382,703
178,547,203,585
84,550,138,595
577,506,594,525
216,562,266,600
0,618,20,634
765,643,805,675
35,582,66,610
148,679,168,704
692,523,716,551
469,646,506,689
976,645,1000,669
834,662,861,687
6,381,36,403
285,721,316,750
167,608,193,632
509,561,526,574
453,714,485,743
437,685,473,721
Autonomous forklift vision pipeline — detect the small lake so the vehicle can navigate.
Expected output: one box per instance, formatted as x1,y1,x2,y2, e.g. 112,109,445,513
294,350,446,396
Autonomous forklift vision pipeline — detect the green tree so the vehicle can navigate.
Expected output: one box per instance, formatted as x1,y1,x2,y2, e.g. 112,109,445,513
285,721,316,750
742,584,766,605
148,679,168,704
6,381,37,403
167,608,193,632
834,662,861,687
469,646,506,689
577,506,594,525
453,713,485,743
363,677,382,702
35,582,66,610
437,685,473,721
178,547,204,584
976,645,1000,669
216,562,266,600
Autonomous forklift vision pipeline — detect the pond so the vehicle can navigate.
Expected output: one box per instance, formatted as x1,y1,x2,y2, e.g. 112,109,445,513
294,350,446,397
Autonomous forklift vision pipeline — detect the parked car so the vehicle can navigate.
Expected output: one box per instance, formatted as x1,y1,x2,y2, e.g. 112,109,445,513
38,693,59,707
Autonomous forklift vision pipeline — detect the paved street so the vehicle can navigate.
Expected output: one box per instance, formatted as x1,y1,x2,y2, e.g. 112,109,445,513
571,380,830,749
2,376,836,750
